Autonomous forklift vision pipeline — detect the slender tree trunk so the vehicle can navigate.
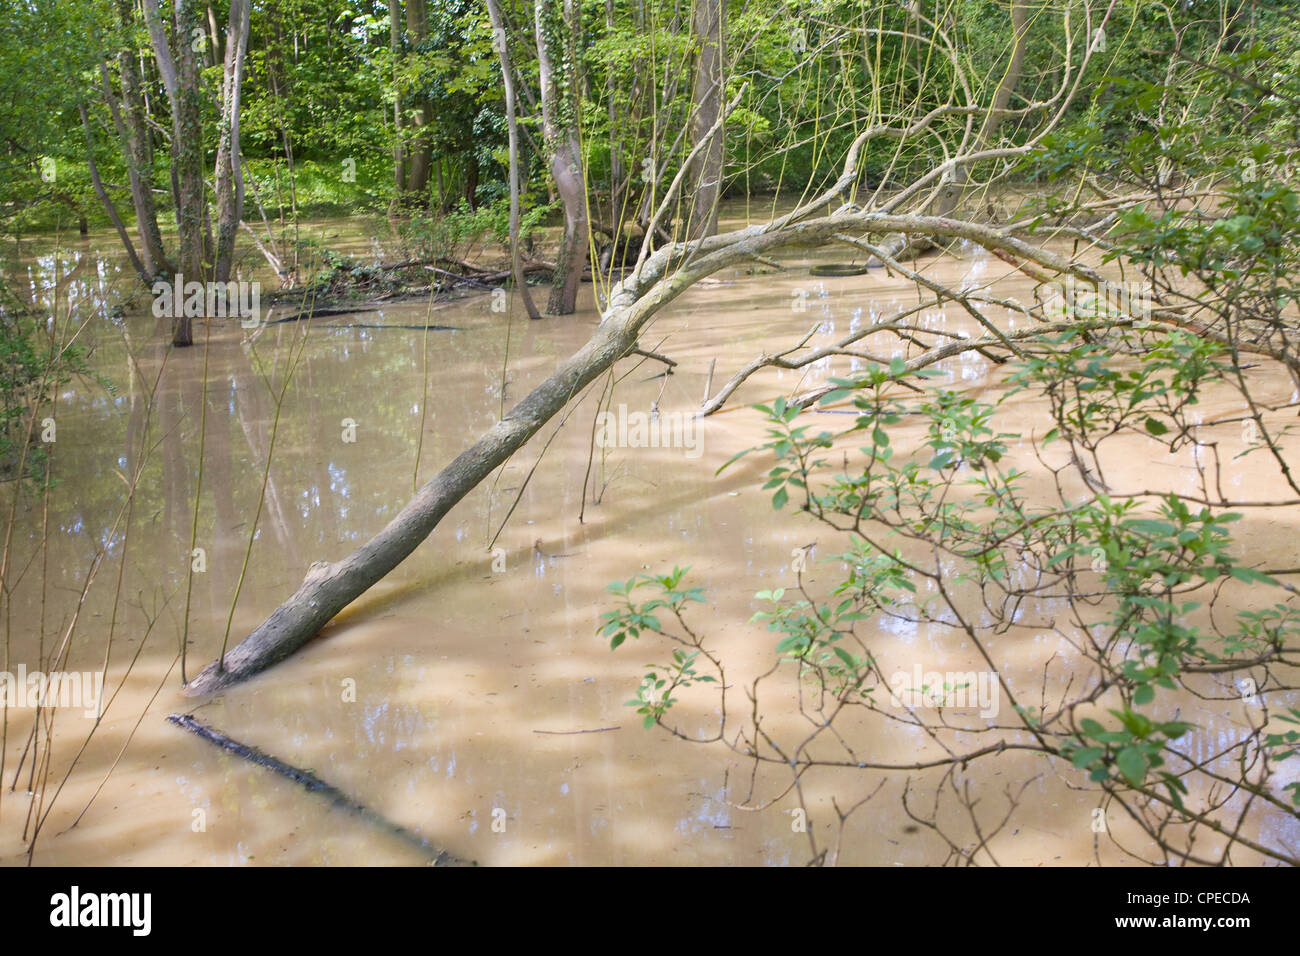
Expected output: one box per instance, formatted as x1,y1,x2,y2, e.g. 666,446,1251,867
686,0,724,240
487,0,541,319
214,0,251,286
171,0,206,346
933,1,1031,218
184,253,688,695
143,0,205,345
389,0,406,204
206,5,221,66
535,0,588,315
97,64,165,279
106,0,170,276
80,104,149,282
404,0,432,200
604,0,626,234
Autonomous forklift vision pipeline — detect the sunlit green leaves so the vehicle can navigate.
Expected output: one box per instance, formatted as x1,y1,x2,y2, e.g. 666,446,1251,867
1067,709,1193,790
599,566,702,649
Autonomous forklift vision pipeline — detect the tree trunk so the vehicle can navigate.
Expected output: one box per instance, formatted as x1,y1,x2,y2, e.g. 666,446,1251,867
487,0,542,320
182,186,1117,696
404,0,432,200
686,0,724,240
143,0,205,346
171,0,206,346
603,0,624,238
109,1,172,278
80,104,149,282
99,0,171,278
933,1,1031,218
97,64,164,279
184,268,678,695
535,0,588,315
214,0,250,286
389,0,406,203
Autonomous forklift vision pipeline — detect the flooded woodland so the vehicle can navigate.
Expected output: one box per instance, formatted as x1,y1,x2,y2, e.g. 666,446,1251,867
2,1,1298,873
2,204,1297,867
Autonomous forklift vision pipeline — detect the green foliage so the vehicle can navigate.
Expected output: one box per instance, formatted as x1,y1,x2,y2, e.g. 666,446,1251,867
751,585,874,697
302,243,401,298
607,288,1298,852
245,158,390,216
625,649,715,729
0,0,105,231
718,395,833,510
1064,708,1193,805
599,566,714,728
599,565,704,651
1265,709,1300,806
398,196,555,264
1009,329,1229,451
0,314,51,482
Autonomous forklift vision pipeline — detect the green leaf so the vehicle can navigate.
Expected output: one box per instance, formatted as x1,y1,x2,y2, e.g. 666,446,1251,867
1080,718,1107,738
716,446,754,475
1160,772,1186,811
1228,566,1277,586
1071,747,1104,769
1125,519,1177,537
1116,746,1148,786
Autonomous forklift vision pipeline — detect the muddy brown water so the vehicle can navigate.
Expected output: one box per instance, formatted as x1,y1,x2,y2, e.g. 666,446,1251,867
1,215,1297,865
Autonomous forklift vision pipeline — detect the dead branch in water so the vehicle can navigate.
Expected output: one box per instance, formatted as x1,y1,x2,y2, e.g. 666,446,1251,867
167,714,473,866
532,726,622,735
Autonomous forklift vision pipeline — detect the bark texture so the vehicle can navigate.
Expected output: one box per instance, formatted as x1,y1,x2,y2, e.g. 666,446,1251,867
535,0,588,314
213,0,251,285
487,0,542,319
686,0,724,240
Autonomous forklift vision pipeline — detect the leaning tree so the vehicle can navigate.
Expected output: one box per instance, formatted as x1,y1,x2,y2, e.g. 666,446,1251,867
179,0,1298,865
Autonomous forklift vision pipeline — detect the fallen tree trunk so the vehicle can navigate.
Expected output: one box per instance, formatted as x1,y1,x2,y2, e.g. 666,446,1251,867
183,240,710,694
182,205,1226,696
168,713,472,865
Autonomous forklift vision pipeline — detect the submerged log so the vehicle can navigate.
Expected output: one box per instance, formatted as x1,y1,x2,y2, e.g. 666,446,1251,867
168,714,473,866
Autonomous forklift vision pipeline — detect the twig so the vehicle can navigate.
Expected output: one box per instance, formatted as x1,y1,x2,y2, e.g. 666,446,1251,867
532,726,622,735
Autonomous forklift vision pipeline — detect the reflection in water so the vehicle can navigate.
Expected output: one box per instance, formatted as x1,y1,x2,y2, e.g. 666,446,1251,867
0,221,1296,866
